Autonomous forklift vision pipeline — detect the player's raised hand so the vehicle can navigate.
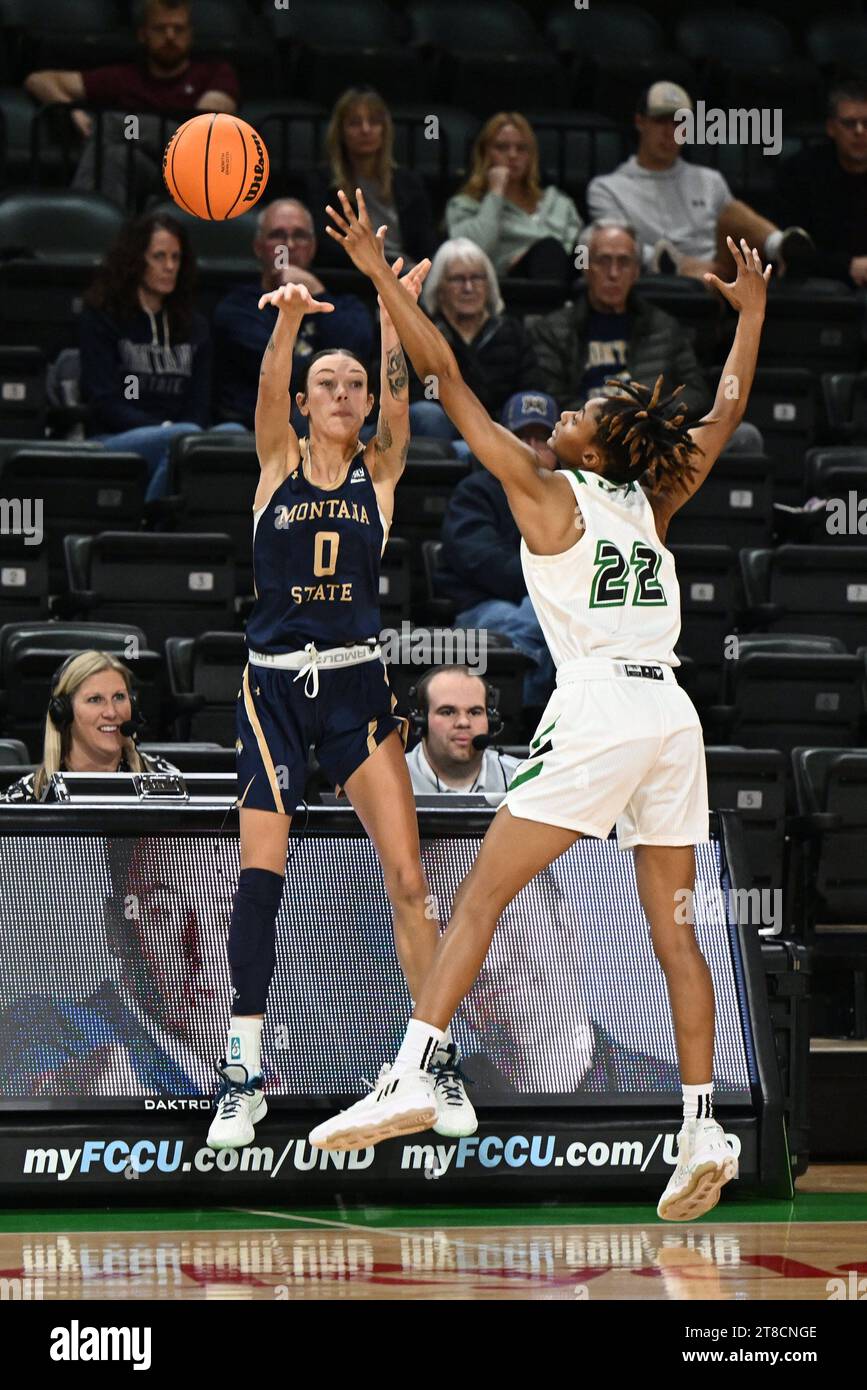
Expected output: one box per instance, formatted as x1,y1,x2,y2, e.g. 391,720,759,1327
325,188,388,277
257,282,334,316
377,254,431,324
704,236,772,315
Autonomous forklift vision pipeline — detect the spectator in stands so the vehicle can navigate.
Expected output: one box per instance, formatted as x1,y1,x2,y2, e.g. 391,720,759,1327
446,113,582,284
436,392,558,708
587,82,812,281
408,238,546,453
79,211,241,500
0,651,177,804
529,220,710,419
308,87,436,271
24,0,239,206
214,198,374,432
775,79,867,288
405,667,520,795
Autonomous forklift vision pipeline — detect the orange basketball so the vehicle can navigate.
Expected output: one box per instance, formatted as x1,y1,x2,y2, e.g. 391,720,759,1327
162,112,270,220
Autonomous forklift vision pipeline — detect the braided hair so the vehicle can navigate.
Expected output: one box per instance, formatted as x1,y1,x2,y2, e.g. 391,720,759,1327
593,376,702,497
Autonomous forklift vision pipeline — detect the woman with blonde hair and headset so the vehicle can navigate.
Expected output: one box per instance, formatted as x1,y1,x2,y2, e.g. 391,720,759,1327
0,650,176,803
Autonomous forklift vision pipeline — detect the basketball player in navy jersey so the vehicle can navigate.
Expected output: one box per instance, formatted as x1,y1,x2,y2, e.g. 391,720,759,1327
207,251,477,1148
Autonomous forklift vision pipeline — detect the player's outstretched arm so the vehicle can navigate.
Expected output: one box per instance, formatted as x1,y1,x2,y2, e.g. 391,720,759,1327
657,237,770,523
326,189,550,508
370,252,428,488
254,283,334,483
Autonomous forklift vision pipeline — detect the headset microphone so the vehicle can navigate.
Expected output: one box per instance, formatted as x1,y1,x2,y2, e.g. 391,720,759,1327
119,713,147,739
471,733,496,751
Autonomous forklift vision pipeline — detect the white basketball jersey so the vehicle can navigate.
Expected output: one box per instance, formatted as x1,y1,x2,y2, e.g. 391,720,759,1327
520,468,681,667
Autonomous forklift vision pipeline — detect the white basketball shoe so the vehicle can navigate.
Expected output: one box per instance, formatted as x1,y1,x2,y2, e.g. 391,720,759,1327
432,1043,478,1139
309,1067,437,1151
206,1062,267,1150
657,1119,739,1221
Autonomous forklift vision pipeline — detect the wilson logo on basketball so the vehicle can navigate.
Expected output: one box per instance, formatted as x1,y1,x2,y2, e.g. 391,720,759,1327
244,134,267,203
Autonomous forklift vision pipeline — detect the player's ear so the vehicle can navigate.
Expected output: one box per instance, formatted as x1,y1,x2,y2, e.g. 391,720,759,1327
294,391,309,416
365,392,375,416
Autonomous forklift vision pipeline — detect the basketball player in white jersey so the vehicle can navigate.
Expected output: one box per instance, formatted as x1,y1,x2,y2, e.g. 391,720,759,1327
310,190,770,1221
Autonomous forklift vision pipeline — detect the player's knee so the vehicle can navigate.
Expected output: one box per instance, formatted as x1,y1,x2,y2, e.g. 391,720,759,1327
383,859,429,914
650,927,701,972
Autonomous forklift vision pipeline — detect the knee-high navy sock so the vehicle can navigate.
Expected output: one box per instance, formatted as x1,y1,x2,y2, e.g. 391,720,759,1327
227,867,284,1016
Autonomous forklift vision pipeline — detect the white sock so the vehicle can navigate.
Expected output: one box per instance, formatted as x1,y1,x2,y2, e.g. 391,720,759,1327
392,1018,445,1077
682,1082,713,1123
225,1016,263,1080
764,228,783,261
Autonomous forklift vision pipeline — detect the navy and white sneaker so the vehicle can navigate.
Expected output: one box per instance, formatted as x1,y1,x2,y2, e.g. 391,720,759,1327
432,1043,477,1138
206,1061,267,1150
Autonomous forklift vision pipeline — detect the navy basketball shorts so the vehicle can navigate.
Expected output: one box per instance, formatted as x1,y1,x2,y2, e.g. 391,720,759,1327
235,658,409,814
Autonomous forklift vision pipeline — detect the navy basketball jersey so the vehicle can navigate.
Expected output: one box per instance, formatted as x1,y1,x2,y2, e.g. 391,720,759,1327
245,441,388,654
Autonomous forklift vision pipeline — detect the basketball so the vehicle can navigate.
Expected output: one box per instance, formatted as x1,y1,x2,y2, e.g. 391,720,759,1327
162,112,270,220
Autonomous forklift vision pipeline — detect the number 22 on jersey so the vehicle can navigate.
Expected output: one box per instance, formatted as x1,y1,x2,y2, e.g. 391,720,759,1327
589,539,667,608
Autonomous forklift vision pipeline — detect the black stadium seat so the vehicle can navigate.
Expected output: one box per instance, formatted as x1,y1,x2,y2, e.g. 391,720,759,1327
0,191,123,354
239,100,324,198
792,747,867,925
167,433,258,592
443,55,570,117
408,0,542,53
0,737,29,765
676,8,793,68
669,545,740,709
740,546,867,652
267,0,408,97
523,111,628,203
705,746,787,892
379,536,411,628
0,189,122,259
0,533,50,623
666,455,773,549
165,631,246,744
545,3,693,121
741,368,817,503
0,87,42,187
0,346,45,439
711,648,865,759
807,17,867,75
791,745,867,1036
391,452,469,560
803,448,867,548
0,448,148,584
821,373,867,445
759,287,862,374
63,531,237,650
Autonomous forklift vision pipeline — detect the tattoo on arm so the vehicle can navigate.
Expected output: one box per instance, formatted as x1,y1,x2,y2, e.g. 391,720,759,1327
259,332,278,379
385,345,408,399
375,416,394,455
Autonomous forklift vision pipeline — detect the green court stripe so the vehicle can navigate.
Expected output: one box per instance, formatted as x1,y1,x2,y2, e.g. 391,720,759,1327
1,1194,864,1234
508,762,543,791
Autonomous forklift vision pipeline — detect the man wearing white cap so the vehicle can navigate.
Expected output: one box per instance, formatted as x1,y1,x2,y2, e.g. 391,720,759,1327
588,81,812,281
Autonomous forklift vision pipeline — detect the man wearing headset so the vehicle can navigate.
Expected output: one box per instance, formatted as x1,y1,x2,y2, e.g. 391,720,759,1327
404,665,521,795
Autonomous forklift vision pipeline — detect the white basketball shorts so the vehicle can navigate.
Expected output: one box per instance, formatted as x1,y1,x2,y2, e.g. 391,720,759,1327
504,657,709,849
